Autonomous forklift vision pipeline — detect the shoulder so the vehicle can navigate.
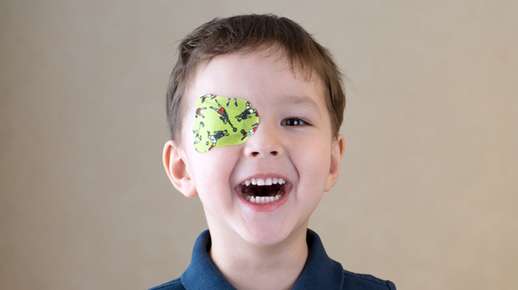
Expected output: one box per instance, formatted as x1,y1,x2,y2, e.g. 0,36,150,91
342,269,397,290
148,277,185,290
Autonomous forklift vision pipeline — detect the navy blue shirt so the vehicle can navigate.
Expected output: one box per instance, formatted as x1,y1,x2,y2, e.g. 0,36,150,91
149,228,396,290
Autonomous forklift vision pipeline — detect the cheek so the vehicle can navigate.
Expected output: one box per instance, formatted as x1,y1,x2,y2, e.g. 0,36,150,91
189,149,239,202
291,136,332,191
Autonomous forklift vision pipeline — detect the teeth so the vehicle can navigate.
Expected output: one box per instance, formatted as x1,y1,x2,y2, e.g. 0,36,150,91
241,177,287,187
246,194,282,204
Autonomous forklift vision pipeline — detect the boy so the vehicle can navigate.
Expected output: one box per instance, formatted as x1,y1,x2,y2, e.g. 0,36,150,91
152,14,396,290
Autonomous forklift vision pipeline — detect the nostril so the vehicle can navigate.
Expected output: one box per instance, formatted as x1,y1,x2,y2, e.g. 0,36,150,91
248,150,279,157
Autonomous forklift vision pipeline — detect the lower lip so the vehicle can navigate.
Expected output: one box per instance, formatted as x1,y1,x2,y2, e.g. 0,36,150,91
236,184,291,212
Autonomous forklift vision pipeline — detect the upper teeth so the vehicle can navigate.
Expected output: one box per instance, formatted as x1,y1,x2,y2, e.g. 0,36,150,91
243,177,286,186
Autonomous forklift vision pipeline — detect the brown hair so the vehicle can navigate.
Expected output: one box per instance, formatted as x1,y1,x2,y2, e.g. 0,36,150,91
166,13,346,141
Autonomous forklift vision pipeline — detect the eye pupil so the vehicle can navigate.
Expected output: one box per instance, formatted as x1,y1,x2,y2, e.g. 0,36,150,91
283,118,306,126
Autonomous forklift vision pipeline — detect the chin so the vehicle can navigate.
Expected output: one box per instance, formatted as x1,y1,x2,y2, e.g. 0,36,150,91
237,223,294,247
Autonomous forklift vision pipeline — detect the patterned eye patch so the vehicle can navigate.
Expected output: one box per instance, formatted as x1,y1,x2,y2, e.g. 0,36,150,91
193,94,260,153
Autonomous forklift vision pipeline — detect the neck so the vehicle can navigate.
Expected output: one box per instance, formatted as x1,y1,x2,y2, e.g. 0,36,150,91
208,225,308,290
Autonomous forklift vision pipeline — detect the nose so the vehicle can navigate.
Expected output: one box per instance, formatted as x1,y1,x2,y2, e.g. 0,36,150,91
243,122,284,158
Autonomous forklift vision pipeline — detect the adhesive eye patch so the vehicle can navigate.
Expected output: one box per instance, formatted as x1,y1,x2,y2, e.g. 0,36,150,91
193,94,260,153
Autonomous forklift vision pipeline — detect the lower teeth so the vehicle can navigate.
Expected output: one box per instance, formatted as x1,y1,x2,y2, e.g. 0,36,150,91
246,194,282,204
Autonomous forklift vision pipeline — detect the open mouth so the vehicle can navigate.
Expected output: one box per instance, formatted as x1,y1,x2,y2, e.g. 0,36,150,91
237,177,290,204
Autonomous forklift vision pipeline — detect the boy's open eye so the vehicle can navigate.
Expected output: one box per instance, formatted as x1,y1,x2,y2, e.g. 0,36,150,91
281,117,310,127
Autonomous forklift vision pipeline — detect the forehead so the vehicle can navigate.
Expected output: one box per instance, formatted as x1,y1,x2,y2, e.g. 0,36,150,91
183,48,326,113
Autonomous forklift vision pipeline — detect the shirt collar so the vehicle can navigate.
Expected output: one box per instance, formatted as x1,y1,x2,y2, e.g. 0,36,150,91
181,228,344,290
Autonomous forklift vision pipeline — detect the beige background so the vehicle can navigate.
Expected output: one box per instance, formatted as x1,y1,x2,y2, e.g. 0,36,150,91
1,0,517,289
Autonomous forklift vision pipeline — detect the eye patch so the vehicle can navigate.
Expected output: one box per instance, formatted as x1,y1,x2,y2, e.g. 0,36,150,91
192,94,260,153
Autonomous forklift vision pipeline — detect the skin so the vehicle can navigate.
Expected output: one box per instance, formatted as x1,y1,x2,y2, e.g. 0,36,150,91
163,46,346,290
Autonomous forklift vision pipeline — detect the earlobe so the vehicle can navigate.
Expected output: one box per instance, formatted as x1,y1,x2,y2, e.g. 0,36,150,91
162,140,197,198
325,135,346,192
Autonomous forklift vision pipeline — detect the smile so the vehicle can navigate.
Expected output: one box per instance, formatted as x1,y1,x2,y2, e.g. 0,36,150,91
236,175,291,206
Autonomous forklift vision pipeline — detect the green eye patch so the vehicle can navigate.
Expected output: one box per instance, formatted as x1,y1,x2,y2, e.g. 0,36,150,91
193,94,260,153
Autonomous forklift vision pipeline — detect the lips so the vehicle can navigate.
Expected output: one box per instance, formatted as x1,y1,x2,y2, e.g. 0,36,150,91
235,174,292,207
236,174,290,197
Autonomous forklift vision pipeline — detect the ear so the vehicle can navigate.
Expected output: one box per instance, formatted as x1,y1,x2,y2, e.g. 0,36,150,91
325,134,346,192
162,140,197,198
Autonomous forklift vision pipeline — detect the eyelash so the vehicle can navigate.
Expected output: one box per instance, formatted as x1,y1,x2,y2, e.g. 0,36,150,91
281,117,310,127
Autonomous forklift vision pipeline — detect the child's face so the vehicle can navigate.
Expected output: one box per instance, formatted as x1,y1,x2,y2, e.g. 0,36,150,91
164,47,345,246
